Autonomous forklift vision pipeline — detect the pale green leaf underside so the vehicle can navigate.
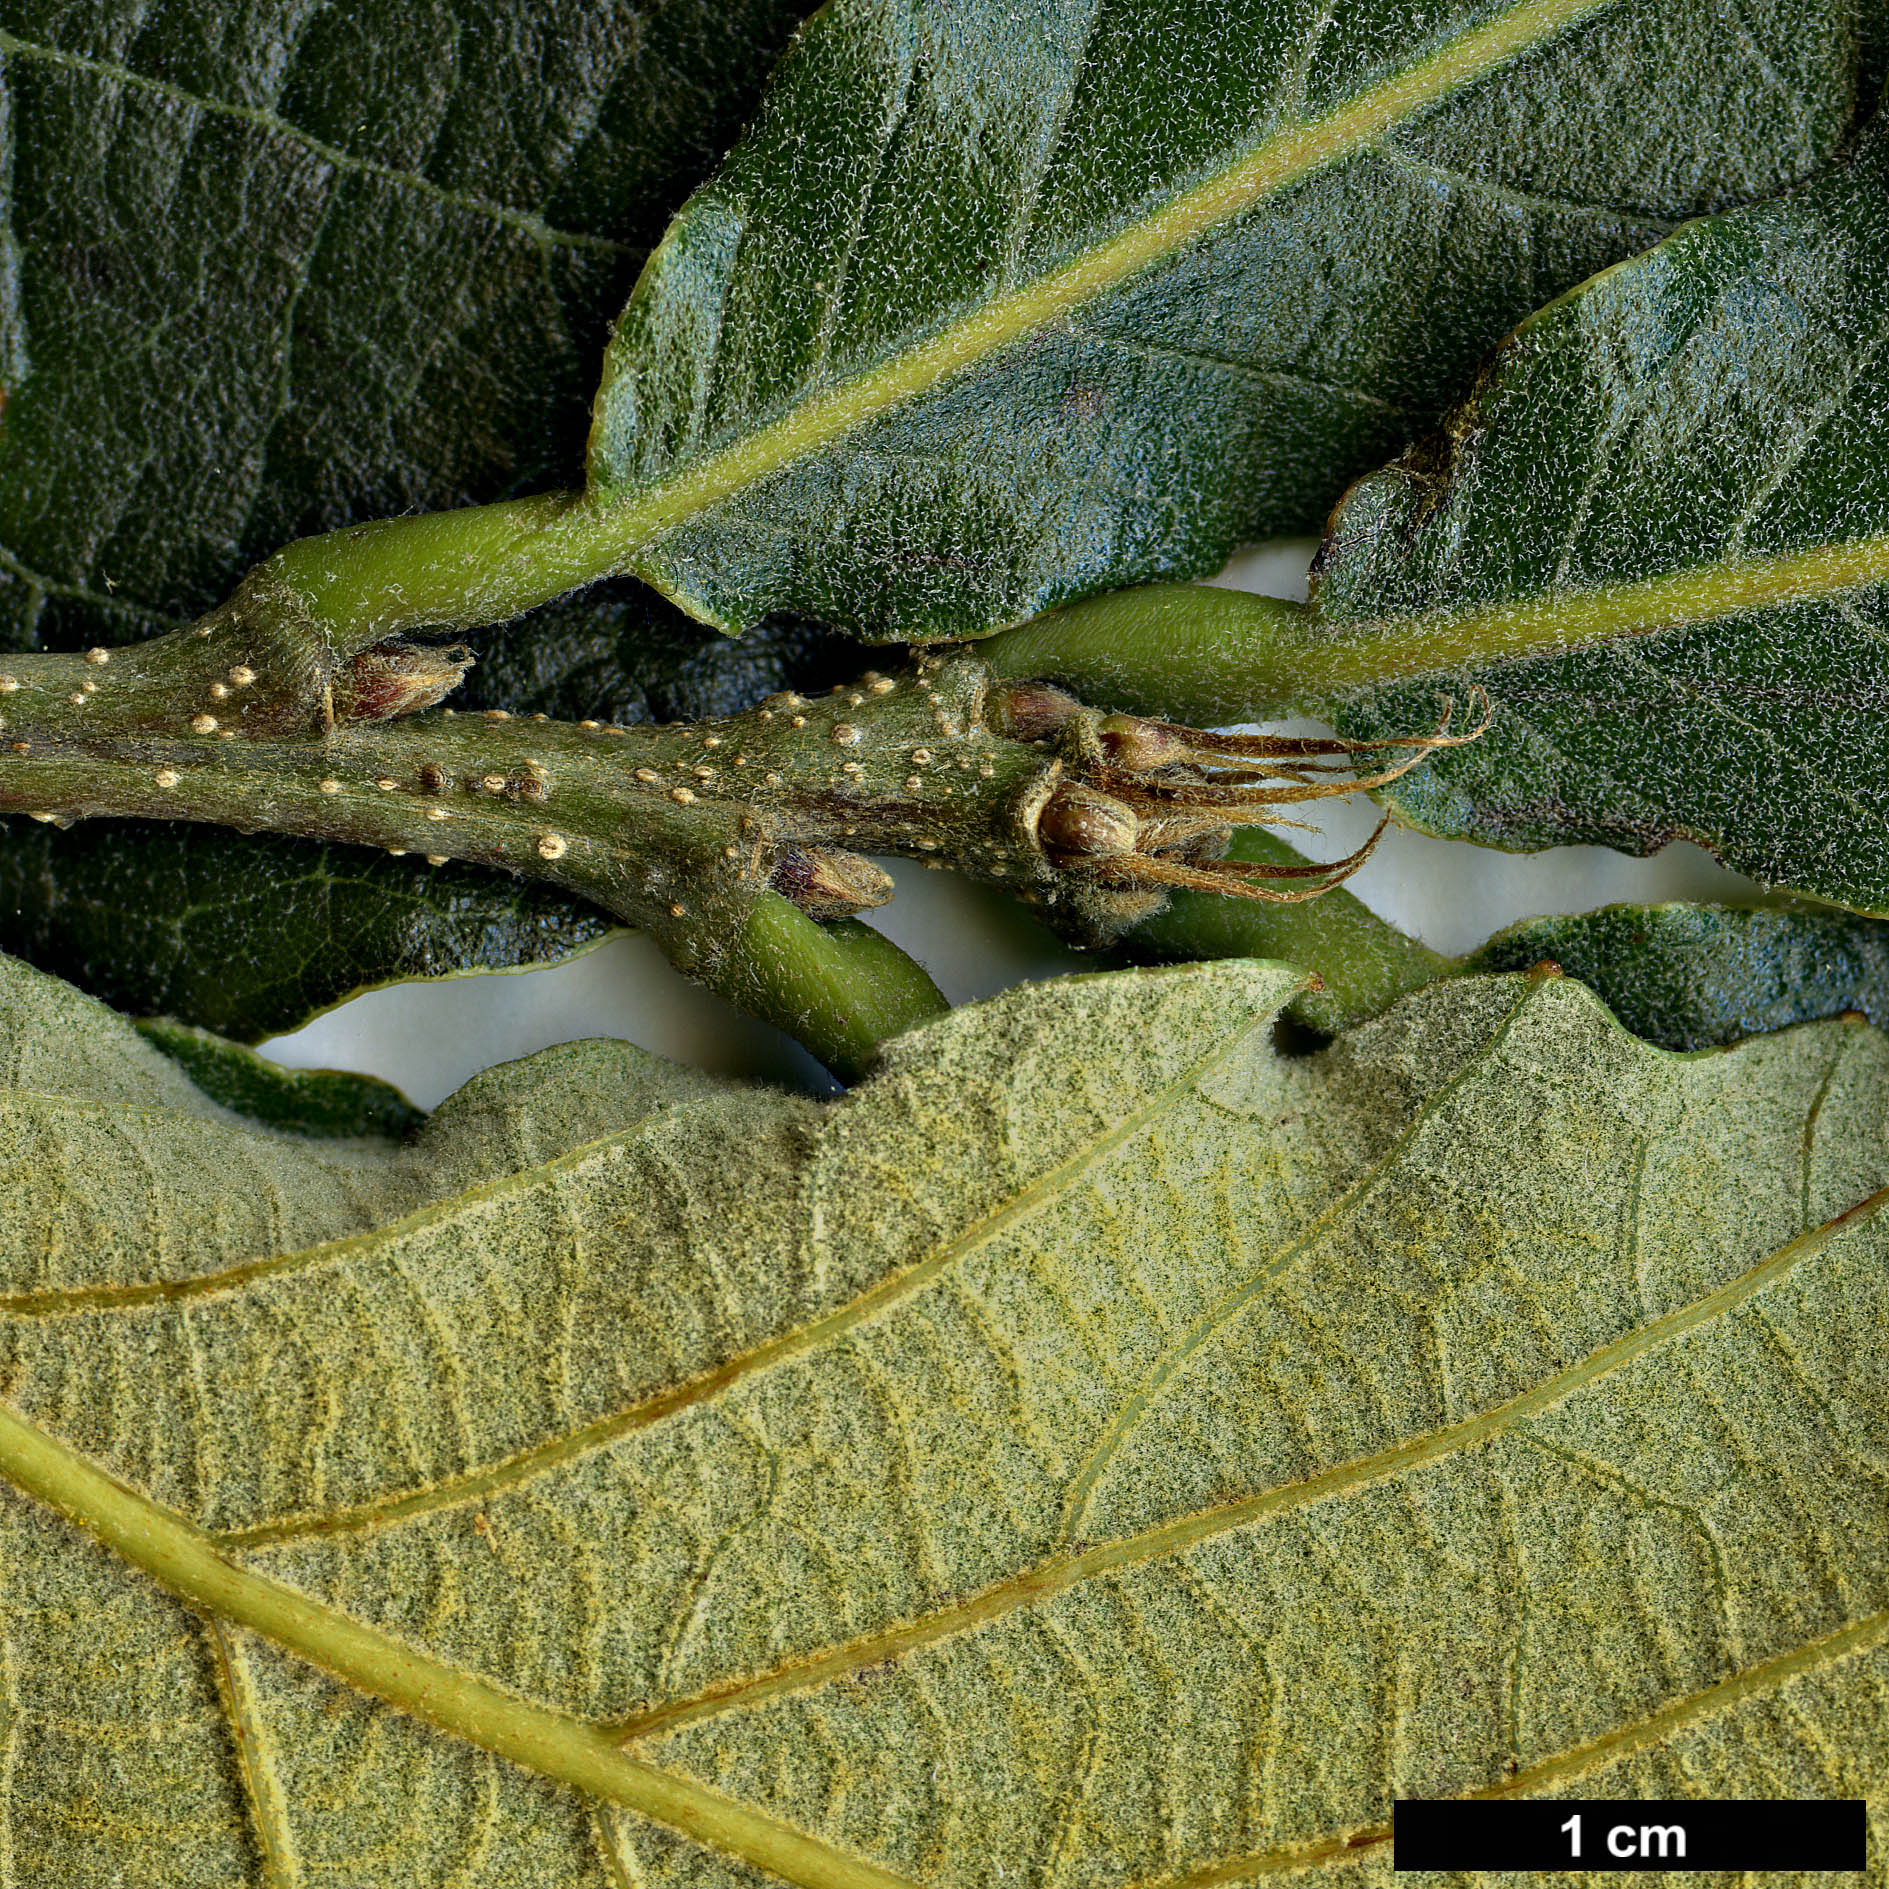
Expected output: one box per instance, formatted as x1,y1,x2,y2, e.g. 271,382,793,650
586,0,1864,641
0,953,1883,1884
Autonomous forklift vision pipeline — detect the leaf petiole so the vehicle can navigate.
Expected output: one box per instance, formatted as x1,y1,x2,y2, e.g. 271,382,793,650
725,898,949,1084
982,531,1889,726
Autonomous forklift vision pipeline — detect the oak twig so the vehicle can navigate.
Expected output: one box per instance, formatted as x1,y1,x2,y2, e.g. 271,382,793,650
0,577,1476,1074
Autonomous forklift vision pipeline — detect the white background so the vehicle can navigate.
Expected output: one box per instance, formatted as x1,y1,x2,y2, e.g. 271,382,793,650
262,542,1758,1107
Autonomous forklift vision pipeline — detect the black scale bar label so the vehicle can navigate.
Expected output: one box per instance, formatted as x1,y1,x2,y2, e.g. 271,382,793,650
1394,1798,1869,1871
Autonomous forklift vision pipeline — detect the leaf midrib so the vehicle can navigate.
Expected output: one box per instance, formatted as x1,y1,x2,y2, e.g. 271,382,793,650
1301,532,1889,700
583,0,1617,564
0,1395,922,1889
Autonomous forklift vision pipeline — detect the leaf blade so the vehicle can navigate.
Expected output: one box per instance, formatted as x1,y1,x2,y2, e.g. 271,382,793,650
1312,124,1889,908
0,1396,923,1889
596,0,1868,639
0,952,1884,1879
0,818,619,1041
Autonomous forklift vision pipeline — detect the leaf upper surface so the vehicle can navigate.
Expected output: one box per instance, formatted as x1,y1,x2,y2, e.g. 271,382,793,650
0,950,1883,1884
0,0,805,645
0,0,851,1036
0,817,619,1041
1315,119,1889,910
593,0,1868,641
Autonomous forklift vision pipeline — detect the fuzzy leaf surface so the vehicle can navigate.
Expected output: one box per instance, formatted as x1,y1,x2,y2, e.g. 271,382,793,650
0,951,1883,1884
592,0,1869,642
1316,120,1889,910
0,0,808,648
0,0,833,1029
133,1018,426,1138
1460,902,1889,1048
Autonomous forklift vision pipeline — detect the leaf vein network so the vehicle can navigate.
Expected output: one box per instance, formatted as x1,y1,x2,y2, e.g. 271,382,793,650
1057,980,1542,1539
613,1176,1888,1742
219,1007,1281,1545
0,31,635,259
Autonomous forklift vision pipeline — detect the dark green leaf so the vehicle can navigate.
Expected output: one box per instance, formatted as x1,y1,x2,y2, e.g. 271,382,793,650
0,0,807,647
1464,902,1889,1050
454,584,863,724
0,818,614,1041
0,0,817,1031
134,1018,424,1137
593,0,1869,642
1317,119,1889,910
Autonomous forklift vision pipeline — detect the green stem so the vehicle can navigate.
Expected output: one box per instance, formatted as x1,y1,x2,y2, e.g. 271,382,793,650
1122,830,1889,1056
723,898,948,1083
4,611,1294,1077
0,569,1496,1071
0,611,1001,1075
269,490,620,642
980,586,1314,723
